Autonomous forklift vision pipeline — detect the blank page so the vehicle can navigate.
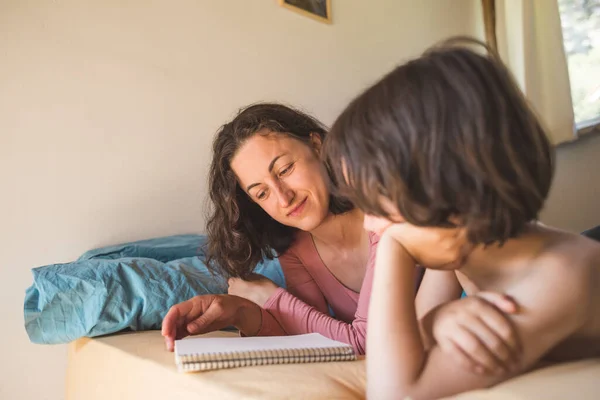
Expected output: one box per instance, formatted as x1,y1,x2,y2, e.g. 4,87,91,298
175,333,352,357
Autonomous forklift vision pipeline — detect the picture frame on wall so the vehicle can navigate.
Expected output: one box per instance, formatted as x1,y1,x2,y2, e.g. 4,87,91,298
279,0,332,24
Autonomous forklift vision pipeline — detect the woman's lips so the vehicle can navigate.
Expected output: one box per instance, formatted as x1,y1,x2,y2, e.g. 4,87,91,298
287,197,308,217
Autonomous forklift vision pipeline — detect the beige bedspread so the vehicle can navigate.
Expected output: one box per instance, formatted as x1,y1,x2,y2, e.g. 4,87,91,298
66,330,600,400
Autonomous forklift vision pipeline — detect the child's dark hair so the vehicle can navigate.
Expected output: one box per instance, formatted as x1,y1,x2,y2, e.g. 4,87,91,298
323,37,554,245
206,103,353,278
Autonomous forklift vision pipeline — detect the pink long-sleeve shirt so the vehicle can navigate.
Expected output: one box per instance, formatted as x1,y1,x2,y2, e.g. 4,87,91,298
254,231,379,355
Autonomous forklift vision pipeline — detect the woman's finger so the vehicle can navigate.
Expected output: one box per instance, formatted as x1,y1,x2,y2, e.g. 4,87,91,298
186,301,224,335
161,305,182,338
162,297,209,347
164,336,176,352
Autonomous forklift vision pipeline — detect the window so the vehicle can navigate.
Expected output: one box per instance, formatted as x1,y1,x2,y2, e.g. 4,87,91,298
558,0,600,128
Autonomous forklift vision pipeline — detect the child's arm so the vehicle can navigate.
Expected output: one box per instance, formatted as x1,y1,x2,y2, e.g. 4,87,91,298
415,269,521,374
368,231,590,400
367,233,425,398
418,290,520,374
415,270,463,318
412,233,522,374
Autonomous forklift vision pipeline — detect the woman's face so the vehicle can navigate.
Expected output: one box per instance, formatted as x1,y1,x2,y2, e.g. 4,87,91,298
230,131,331,232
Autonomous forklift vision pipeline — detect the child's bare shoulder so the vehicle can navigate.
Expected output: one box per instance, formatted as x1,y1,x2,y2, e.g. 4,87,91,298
538,228,600,272
528,227,599,316
511,227,597,312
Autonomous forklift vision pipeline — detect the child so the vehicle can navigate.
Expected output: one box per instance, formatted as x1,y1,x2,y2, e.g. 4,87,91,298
322,37,600,400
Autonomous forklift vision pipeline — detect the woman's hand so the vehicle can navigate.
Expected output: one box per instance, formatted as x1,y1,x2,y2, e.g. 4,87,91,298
161,294,262,351
423,292,521,374
228,273,279,307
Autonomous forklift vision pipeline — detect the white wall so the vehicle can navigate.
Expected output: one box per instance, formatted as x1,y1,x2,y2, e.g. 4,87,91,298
541,132,600,232
0,1,480,399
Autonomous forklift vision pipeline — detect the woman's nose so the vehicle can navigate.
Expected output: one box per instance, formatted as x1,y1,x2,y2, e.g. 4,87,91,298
274,183,295,208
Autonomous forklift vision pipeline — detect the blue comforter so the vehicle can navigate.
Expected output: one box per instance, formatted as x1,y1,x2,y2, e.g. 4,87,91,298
24,234,285,344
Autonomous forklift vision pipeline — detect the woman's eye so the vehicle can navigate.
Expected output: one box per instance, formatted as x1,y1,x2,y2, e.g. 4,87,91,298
256,191,267,200
279,164,294,177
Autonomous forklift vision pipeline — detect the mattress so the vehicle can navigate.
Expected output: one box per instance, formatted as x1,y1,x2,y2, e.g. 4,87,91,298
66,330,600,400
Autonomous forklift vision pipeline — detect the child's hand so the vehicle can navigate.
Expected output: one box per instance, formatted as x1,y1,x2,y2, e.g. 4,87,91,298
430,292,520,375
382,223,473,269
228,274,279,307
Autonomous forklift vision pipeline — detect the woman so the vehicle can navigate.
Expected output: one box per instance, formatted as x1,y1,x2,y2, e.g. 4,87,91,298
162,103,520,373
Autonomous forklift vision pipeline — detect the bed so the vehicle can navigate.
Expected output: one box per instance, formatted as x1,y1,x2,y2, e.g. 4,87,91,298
66,330,600,400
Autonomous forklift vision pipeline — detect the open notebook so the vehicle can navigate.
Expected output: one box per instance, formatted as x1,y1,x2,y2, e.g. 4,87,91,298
174,333,357,372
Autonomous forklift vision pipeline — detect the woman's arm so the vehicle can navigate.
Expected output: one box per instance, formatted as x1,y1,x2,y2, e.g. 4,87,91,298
273,249,331,314
228,247,331,335
228,246,371,353
259,244,378,354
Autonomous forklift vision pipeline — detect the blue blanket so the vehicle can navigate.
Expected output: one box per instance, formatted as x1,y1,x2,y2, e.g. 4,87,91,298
24,235,285,344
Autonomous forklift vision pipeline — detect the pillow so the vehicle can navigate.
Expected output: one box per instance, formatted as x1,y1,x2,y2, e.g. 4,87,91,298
77,234,207,262
24,235,285,344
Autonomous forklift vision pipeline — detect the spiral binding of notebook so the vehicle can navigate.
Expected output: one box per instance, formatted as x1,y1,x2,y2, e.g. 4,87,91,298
174,333,357,372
